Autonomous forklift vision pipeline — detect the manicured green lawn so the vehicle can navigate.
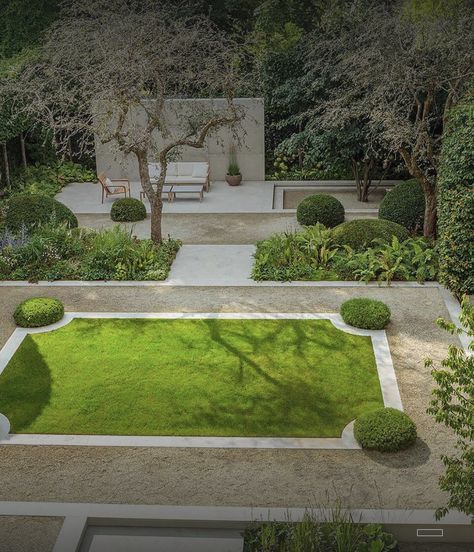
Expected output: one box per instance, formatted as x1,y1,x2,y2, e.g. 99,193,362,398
0,318,383,437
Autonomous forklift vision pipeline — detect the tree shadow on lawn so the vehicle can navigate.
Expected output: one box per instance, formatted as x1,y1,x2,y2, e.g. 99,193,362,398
195,319,371,436
0,336,52,432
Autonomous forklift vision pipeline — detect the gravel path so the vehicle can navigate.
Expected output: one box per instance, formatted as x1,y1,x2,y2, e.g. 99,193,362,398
0,284,459,511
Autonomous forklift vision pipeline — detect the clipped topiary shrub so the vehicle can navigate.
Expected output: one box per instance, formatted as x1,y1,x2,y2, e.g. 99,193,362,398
14,297,64,328
296,194,345,227
5,194,78,232
110,198,147,222
379,179,425,233
332,219,409,250
340,298,391,329
354,407,417,452
438,92,474,297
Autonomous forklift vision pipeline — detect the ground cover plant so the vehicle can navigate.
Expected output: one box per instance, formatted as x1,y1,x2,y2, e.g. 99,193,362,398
0,317,383,436
252,224,438,283
0,224,181,281
244,513,398,552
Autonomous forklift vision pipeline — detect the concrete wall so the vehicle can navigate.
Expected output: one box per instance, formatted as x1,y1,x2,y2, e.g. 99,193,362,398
95,98,265,182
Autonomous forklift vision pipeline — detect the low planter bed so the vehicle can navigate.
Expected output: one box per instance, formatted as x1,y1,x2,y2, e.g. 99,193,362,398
0,313,396,439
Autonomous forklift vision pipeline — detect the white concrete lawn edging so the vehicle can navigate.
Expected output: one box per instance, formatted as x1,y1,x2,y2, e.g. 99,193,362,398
0,312,402,450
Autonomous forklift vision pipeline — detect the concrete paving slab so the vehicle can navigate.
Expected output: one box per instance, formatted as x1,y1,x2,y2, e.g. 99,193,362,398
167,245,255,285
56,181,274,214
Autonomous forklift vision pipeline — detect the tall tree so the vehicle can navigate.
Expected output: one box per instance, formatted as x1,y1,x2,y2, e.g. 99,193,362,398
9,0,245,242
304,0,474,236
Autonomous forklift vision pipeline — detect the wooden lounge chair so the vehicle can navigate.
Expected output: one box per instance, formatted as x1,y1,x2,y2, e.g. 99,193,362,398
98,172,131,203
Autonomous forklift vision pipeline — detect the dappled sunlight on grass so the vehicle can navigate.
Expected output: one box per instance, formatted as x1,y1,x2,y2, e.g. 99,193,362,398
0,318,383,437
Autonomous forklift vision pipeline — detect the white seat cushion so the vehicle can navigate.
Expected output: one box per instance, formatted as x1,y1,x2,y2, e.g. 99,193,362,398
192,163,208,178
177,162,194,176
167,163,178,176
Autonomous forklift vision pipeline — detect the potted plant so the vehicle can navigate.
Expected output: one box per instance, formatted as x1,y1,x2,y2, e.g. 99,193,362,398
225,147,242,186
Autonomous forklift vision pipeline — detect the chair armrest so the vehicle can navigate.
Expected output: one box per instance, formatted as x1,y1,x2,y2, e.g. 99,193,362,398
110,179,130,184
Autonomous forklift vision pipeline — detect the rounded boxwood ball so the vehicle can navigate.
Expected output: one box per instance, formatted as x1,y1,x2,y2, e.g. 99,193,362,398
379,179,425,234
296,194,345,227
340,298,391,330
332,219,409,250
14,297,64,328
5,194,78,232
354,407,417,452
111,198,147,222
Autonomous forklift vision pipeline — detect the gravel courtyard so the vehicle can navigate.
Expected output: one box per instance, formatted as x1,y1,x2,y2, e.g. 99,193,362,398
0,284,459,512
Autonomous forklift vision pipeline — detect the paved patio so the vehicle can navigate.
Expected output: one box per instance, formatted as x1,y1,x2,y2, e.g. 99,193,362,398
56,180,274,214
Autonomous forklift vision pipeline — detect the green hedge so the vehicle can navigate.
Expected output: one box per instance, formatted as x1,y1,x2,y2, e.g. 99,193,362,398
296,194,345,227
379,179,425,233
340,298,391,329
111,198,147,222
438,93,474,296
332,219,409,250
354,407,417,452
14,297,64,327
5,194,78,232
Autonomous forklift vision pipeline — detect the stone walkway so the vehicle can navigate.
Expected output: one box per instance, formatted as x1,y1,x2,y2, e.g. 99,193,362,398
167,245,255,285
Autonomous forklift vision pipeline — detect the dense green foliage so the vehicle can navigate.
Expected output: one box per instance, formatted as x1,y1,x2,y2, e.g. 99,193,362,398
11,162,95,197
296,193,345,227
13,297,64,328
0,317,382,435
4,194,78,231
252,225,438,283
354,407,417,452
426,297,474,519
332,219,409,250
340,298,391,330
379,180,425,233
0,225,180,281
437,94,474,296
0,0,58,58
244,515,398,552
110,198,147,222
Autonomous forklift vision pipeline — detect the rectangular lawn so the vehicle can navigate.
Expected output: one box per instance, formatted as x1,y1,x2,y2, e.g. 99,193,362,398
0,317,383,437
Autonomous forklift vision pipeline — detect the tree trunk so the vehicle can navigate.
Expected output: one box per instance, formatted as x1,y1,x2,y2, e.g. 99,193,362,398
2,143,10,190
20,133,27,168
398,147,437,238
352,159,371,202
423,186,437,238
134,149,163,243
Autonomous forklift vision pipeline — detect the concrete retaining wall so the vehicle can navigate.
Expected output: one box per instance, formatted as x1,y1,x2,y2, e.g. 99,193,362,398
95,98,265,182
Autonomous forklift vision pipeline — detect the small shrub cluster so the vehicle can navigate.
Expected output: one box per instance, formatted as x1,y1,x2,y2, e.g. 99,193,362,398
340,298,391,330
0,224,181,281
244,513,398,551
11,162,95,197
354,407,417,452
252,222,437,284
296,194,345,227
4,194,78,232
332,219,409,250
111,198,147,222
14,297,64,328
379,179,425,233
